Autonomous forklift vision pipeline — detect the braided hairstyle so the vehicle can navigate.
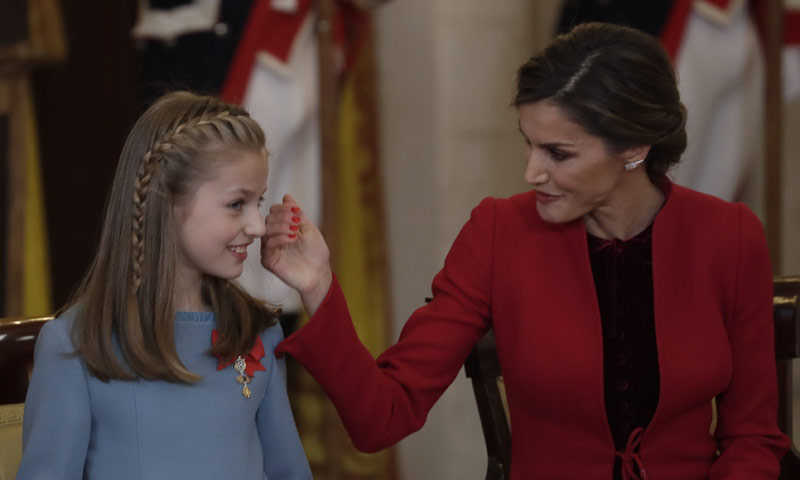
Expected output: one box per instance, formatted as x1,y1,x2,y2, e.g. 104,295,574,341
69,92,277,383
514,22,687,182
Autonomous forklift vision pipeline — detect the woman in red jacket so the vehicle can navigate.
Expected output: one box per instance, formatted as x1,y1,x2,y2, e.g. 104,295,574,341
262,22,790,479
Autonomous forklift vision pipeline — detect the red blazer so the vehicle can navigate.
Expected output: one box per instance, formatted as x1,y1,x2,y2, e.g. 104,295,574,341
276,183,790,479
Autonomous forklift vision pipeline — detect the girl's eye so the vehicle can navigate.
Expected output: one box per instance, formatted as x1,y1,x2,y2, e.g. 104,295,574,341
229,200,244,211
258,196,265,207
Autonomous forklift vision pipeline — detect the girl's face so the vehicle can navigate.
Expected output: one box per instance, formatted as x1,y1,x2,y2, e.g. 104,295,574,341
173,150,268,291
519,101,637,224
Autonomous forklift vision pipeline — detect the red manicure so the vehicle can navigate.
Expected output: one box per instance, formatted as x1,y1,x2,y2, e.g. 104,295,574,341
291,206,300,214
291,216,301,223
289,225,299,231
288,234,297,239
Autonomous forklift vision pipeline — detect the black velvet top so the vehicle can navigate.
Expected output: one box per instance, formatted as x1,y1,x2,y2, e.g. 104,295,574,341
588,226,659,478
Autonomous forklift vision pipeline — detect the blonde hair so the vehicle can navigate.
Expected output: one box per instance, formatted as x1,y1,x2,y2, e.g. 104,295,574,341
66,91,277,383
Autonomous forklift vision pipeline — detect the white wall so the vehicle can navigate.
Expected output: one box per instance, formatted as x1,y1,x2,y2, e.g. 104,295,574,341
376,2,558,478
783,98,800,452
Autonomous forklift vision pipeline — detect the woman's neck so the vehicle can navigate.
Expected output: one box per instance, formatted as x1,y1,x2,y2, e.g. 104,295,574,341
583,174,665,240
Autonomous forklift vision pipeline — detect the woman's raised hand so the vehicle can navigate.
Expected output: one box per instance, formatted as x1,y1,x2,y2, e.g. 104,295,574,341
262,194,333,315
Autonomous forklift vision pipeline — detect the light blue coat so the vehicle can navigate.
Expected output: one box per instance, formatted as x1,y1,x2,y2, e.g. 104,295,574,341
17,310,311,479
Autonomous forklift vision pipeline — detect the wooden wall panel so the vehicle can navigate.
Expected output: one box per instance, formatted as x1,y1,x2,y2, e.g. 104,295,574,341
32,1,140,307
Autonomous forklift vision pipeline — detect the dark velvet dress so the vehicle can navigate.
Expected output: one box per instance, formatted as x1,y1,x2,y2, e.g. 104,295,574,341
588,226,659,479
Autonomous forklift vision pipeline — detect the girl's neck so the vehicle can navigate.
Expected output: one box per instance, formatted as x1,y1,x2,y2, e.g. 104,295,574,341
173,291,209,312
583,174,665,240
172,272,209,312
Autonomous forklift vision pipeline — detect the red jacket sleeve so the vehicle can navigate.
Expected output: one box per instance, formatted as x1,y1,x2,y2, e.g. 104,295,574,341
275,197,497,451
709,204,791,479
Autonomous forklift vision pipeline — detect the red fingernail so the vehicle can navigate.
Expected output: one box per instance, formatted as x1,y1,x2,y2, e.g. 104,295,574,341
291,216,301,223
289,225,299,231
288,234,297,239
291,207,300,214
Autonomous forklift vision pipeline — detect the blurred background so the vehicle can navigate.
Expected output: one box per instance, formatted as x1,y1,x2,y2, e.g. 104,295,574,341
1,0,799,478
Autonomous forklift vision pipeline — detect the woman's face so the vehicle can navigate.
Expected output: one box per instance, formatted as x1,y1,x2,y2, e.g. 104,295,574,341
519,101,640,224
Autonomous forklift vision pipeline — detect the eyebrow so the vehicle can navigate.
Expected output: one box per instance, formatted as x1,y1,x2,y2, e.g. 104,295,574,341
539,142,575,149
226,187,268,197
517,123,575,148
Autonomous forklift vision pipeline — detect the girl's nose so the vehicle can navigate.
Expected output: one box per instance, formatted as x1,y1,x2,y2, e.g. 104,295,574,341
245,207,267,237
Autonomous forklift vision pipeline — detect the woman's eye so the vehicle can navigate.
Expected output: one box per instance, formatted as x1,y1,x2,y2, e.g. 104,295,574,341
548,148,569,161
229,200,244,211
258,196,265,207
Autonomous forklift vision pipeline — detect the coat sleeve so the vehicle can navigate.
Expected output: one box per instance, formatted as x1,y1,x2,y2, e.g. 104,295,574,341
256,324,313,479
16,318,91,480
275,197,498,452
709,204,791,479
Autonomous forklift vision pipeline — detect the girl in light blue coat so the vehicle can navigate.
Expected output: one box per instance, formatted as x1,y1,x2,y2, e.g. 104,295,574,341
17,91,312,480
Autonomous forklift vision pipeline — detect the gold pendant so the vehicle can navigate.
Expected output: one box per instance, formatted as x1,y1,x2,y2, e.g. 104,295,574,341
234,356,252,399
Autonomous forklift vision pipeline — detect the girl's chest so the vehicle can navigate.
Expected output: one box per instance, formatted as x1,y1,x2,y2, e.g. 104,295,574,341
88,325,272,431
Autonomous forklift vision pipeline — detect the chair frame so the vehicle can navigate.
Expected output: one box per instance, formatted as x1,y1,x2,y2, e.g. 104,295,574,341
464,329,511,480
0,316,51,404
773,276,800,478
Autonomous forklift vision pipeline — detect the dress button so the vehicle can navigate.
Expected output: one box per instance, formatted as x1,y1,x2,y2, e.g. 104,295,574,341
616,378,629,392
618,400,630,413
618,420,631,433
614,353,627,366
214,22,229,37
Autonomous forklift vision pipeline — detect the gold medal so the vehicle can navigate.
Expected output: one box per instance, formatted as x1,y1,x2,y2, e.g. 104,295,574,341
234,356,252,399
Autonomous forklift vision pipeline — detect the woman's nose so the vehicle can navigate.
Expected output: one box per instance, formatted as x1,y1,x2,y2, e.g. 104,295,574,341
524,151,548,185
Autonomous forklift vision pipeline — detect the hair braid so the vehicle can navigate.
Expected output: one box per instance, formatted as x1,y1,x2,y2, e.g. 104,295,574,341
131,150,157,293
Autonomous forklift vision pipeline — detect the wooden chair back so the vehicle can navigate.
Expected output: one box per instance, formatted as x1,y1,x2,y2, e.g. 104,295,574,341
773,276,800,479
0,316,50,404
465,277,800,480
463,329,510,480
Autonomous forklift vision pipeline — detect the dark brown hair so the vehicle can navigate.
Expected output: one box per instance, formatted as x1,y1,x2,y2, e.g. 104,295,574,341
65,91,277,383
514,22,687,181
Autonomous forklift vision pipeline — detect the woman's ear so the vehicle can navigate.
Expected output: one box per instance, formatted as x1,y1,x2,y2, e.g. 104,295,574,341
621,145,652,172
624,144,651,163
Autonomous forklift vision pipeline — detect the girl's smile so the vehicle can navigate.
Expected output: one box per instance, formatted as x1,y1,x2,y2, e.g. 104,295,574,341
227,242,252,261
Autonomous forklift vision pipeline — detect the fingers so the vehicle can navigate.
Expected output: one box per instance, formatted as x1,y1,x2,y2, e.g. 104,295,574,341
268,201,303,220
265,195,306,241
282,193,297,206
264,213,301,239
261,232,296,251
268,202,300,215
